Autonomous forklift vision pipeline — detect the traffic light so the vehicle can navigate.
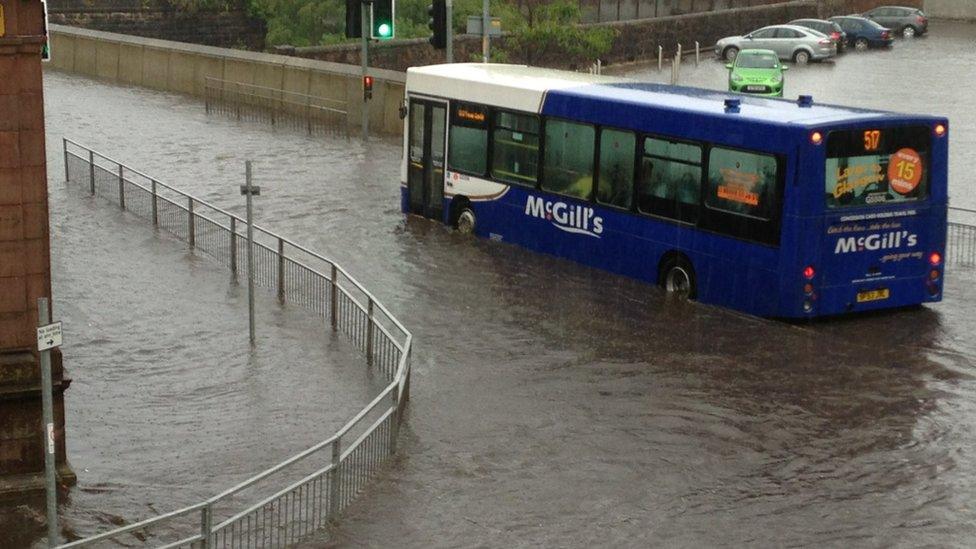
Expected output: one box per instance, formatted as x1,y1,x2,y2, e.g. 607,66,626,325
363,75,374,101
345,0,362,39
428,0,447,49
371,0,395,40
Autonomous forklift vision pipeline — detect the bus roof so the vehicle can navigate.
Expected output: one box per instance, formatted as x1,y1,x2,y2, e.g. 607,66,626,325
406,63,942,130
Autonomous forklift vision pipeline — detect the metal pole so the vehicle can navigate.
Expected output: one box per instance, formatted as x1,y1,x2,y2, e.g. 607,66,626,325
658,45,663,72
151,180,158,227
62,138,68,184
361,0,370,141
230,217,238,278
366,299,374,365
37,298,58,548
200,504,212,548
330,264,338,331
277,238,285,303
329,438,342,517
188,197,195,248
446,0,454,63
482,0,489,62
245,161,256,345
695,41,700,66
118,165,125,210
88,150,95,195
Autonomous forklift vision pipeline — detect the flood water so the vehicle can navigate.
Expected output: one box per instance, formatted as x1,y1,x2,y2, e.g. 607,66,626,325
4,18,976,549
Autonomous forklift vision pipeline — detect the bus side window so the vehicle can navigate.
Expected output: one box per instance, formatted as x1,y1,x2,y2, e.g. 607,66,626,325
638,137,702,223
491,111,540,186
448,102,488,176
542,118,595,200
597,128,635,209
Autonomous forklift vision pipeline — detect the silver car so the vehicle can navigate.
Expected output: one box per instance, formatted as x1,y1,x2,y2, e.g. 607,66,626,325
715,25,837,64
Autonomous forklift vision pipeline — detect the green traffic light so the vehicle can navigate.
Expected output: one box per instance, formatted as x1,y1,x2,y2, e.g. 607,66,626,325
378,23,392,37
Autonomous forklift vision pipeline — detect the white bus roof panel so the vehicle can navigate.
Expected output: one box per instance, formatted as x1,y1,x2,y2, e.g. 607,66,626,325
406,63,627,113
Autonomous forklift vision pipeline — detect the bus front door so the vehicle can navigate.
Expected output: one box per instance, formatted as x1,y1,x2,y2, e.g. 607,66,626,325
407,99,446,221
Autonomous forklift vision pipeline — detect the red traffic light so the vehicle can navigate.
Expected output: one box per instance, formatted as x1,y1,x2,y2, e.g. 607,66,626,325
363,76,374,90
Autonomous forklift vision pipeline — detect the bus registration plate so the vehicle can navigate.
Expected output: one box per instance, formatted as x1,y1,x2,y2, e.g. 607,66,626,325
857,289,890,303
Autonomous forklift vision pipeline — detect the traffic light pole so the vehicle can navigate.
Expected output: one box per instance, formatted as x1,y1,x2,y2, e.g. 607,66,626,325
446,0,453,63
360,0,370,141
482,0,489,62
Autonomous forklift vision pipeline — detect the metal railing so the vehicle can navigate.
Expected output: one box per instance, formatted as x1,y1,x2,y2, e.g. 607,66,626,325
204,77,350,137
59,138,411,548
948,206,976,266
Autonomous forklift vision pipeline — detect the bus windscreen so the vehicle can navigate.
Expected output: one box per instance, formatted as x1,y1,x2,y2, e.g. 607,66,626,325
825,126,930,208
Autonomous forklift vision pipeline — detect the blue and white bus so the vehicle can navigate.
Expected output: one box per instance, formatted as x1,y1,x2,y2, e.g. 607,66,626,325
401,64,948,318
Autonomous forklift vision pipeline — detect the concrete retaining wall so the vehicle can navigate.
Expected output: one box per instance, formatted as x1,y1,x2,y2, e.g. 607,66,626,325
47,25,406,135
924,0,976,20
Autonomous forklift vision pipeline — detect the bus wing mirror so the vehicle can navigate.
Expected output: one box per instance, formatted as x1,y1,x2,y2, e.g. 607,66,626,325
399,104,408,119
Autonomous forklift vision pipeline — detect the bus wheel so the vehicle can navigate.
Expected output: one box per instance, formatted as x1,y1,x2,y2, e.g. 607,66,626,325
660,255,697,300
456,208,476,235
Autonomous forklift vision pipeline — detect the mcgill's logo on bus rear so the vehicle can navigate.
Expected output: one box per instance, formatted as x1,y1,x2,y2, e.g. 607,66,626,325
834,230,918,254
525,196,604,238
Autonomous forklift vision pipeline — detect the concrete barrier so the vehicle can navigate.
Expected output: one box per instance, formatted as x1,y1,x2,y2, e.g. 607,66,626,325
925,0,976,20
47,25,407,135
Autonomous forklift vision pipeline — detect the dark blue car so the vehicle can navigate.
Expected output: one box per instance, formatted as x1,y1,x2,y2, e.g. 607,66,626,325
829,16,894,50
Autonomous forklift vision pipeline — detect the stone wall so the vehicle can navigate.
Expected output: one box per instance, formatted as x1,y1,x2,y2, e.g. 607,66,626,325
0,0,74,499
47,25,406,135
47,0,266,50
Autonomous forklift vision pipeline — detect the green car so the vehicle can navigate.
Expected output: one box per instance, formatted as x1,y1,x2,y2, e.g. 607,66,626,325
726,49,788,97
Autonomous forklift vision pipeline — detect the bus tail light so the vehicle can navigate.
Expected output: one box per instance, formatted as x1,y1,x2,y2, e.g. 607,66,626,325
810,131,823,145
803,265,816,279
929,251,942,266
934,123,946,137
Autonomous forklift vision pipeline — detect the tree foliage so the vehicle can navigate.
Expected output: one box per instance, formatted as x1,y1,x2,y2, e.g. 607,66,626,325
245,0,614,67
501,0,615,66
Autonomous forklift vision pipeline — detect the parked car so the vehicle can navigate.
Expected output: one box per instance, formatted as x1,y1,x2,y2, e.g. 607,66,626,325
726,49,788,97
789,18,848,53
715,25,837,64
862,5,928,38
829,16,894,50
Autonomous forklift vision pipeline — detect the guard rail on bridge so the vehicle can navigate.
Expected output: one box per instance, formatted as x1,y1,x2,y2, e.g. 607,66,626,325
60,138,410,548
204,77,350,137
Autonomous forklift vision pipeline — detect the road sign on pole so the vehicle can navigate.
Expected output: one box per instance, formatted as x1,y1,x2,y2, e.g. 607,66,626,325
36,298,59,548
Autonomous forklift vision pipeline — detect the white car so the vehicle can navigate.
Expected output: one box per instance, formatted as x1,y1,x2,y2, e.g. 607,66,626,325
715,24,838,64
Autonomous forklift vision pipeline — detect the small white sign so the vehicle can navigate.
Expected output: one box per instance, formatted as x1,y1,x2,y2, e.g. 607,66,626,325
47,423,55,454
37,322,63,352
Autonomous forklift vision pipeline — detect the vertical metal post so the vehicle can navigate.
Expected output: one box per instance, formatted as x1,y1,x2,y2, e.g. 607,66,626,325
200,503,213,548
329,438,342,517
37,298,58,548
330,264,338,331
446,0,454,63
188,197,195,248
389,382,399,455
361,0,370,142
88,150,95,195
245,161,256,345
117,165,125,210
658,45,663,72
277,237,285,303
366,299,374,365
151,180,158,227
62,138,68,184
695,41,700,66
230,217,238,278
481,0,489,62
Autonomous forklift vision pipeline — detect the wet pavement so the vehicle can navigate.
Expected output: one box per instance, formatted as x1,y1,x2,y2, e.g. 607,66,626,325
4,18,976,549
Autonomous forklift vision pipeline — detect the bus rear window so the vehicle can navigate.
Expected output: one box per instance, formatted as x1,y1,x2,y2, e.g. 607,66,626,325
825,126,930,208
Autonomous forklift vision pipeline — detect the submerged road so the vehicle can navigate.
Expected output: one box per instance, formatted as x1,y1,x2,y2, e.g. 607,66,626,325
4,18,976,548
